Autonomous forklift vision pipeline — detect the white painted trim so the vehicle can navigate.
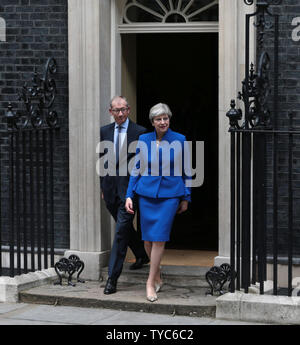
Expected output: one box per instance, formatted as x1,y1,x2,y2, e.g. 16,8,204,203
118,22,219,33
110,0,123,244
111,0,117,99
68,0,102,253
111,1,122,98
218,0,256,263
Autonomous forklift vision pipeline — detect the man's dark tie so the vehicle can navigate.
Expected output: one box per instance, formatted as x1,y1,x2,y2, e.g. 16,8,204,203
115,125,123,163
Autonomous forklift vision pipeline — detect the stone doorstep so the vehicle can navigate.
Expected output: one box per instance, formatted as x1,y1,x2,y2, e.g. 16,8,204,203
1,264,221,318
216,291,300,325
101,264,211,291
20,292,217,319
0,264,218,319
16,264,217,318
0,268,57,303
18,280,217,318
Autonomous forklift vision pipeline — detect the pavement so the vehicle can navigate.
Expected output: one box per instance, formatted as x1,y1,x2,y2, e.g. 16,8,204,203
0,301,267,325
0,301,271,344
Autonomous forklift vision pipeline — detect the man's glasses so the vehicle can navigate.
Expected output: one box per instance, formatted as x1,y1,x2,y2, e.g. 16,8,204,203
111,107,129,114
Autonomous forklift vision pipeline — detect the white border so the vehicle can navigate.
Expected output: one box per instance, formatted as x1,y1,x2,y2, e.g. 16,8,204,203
118,22,218,33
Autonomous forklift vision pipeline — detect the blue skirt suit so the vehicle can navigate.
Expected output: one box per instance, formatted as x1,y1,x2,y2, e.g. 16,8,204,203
126,129,191,242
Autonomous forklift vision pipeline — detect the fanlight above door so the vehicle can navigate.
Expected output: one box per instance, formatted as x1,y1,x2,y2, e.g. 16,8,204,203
122,0,219,24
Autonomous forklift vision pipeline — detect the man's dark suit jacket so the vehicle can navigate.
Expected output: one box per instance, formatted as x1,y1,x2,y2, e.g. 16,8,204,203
100,119,146,204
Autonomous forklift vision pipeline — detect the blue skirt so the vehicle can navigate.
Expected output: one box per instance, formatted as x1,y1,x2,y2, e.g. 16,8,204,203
138,196,180,242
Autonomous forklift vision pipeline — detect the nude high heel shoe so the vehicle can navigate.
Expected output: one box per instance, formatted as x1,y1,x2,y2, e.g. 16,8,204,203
155,282,163,293
146,284,158,302
155,271,163,293
147,294,158,302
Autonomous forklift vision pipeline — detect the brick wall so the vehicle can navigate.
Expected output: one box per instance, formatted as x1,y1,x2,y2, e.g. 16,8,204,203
264,0,300,256
0,0,69,249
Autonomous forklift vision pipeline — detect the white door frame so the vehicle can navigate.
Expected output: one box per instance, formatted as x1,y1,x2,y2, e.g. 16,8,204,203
111,0,255,264
67,1,255,279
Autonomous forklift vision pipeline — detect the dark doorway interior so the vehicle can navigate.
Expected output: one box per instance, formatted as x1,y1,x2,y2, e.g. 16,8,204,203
136,33,218,250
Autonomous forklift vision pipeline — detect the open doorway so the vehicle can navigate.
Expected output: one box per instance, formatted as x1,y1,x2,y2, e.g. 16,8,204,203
122,33,218,251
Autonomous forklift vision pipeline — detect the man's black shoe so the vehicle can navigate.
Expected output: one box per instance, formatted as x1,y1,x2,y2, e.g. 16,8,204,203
103,278,117,295
129,257,150,270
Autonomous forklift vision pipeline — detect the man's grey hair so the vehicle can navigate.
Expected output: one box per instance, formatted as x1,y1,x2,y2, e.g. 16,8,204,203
149,103,173,123
109,95,129,109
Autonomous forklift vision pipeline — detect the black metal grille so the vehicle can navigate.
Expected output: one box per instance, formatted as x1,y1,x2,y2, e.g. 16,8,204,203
226,0,300,296
0,58,59,277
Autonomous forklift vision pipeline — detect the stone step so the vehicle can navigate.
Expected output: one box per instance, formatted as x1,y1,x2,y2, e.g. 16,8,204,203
101,264,211,293
19,279,217,318
18,265,217,318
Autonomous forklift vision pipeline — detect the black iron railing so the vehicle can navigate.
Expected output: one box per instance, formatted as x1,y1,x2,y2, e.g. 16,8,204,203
0,58,59,277
226,0,300,296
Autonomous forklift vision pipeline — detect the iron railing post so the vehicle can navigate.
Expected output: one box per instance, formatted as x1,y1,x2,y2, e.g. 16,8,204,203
1,58,59,278
227,0,283,296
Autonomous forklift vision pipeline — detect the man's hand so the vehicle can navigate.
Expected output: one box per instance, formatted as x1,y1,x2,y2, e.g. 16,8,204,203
125,197,135,214
177,200,188,214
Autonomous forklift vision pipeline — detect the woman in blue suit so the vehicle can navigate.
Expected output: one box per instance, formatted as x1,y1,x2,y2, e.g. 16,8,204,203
125,103,191,302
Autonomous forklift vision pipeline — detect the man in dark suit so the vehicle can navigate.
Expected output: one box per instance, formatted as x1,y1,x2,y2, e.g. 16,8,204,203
100,96,149,295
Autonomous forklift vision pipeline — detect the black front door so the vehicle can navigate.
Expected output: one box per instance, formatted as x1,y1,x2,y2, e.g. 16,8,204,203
136,33,218,250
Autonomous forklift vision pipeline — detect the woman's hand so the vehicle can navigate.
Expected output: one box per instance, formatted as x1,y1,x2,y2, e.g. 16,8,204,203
177,200,188,214
125,197,135,214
